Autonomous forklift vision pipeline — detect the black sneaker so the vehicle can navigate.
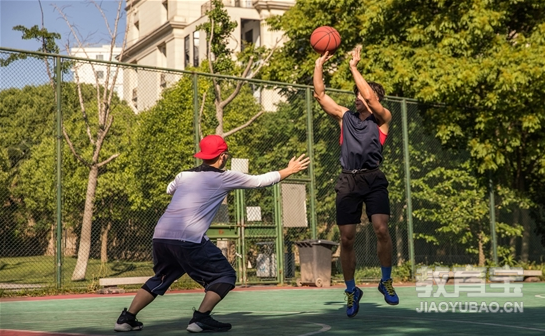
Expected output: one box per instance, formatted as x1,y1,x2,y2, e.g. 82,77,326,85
187,310,231,333
114,308,144,332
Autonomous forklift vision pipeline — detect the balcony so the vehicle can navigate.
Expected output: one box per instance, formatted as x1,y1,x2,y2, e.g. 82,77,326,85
201,0,254,16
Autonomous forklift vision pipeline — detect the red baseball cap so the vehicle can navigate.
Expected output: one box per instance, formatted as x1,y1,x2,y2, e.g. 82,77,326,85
194,135,228,160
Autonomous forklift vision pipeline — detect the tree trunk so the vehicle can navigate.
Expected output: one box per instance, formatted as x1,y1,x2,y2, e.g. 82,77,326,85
44,224,56,256
510,208,520,259
71,165,99,281
101,221,112,263
478,231,485,267
215,105,224,136
63,226,78,256
521,209,530,262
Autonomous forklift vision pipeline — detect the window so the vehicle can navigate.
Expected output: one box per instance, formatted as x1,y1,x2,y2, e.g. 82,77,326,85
245,30,253,44
96,54,104,60
184,35,190,68
242,29,253,51
96,71,104,79
193,31,200,67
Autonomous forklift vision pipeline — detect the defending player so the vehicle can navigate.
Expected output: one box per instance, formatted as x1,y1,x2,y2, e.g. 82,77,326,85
114,135,310,333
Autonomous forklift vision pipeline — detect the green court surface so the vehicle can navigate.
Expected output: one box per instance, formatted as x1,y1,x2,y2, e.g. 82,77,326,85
1,283,544,335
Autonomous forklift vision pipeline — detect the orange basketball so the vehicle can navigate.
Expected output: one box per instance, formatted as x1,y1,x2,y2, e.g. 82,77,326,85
310,26,341,54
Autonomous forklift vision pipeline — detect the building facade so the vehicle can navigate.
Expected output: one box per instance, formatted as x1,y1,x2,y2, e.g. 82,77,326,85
70,45,124,100
121,0,294,112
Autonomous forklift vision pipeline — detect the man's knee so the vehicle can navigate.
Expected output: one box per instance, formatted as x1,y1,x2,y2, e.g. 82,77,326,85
207,282,234,299
340,233,355,249
374,225,390,242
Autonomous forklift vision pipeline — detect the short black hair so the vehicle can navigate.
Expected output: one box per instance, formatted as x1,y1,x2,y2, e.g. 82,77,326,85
353,82,385,102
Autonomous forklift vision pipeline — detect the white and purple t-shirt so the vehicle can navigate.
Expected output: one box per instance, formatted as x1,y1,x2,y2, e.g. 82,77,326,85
153,165,280,243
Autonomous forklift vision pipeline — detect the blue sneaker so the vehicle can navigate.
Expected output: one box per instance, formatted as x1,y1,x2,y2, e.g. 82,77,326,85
345,287,363,317
378,278,399,305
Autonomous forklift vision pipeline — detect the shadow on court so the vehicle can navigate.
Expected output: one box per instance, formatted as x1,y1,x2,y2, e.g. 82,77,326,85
1,284,544,335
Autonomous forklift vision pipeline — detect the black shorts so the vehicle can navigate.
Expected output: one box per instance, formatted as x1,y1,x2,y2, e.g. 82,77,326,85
335,168,390,224
143,238,236,296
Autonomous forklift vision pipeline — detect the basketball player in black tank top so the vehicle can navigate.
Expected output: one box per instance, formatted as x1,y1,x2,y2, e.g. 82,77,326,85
313,45,399,318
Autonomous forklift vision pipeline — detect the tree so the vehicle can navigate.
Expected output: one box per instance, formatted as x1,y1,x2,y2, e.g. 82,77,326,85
51,0,129,280
0,82,135,262
0,83,60,257
128,75,198,213
266,0,545,254
412,164,520,266
196,0,280,137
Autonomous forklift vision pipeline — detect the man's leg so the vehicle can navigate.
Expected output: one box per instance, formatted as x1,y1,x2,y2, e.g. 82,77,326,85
113,288,155,332
185,239,236,333
188,284,233,333
371,214,399,305
339,224,357,283
115,241,184,332
198,284,231,312
371,214,392,272
339,224,363,318
128,288,156,315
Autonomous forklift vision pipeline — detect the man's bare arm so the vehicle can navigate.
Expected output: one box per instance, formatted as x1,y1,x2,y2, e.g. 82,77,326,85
349,46,392,126
313,51,349,123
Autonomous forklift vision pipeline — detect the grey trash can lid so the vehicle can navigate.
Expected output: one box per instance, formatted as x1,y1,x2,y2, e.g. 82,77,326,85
295,239,339,247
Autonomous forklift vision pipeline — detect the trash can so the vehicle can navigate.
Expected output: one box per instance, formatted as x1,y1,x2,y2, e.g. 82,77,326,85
295,239,339,287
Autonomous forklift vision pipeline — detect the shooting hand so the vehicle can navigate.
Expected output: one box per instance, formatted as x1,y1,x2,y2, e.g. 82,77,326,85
315,51,334,67
349,45,361,68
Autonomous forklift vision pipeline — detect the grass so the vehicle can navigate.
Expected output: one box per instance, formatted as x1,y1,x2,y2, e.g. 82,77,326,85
0,255,202,297
0,255,154,285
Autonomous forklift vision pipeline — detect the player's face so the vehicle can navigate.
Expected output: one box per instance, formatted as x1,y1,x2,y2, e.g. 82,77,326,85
355,91,378,114
355,92,369,113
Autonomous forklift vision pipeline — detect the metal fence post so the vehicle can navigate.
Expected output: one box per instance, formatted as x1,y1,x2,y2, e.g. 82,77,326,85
236,189,247,285
401,99,415,280
489,177,498,265
305,88,317,239
274,183,284,285
55,56,63,289
192,73,200,166
234,189,243,284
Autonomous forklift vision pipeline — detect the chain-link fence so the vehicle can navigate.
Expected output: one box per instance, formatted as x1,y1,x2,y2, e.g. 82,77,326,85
0,47,543,291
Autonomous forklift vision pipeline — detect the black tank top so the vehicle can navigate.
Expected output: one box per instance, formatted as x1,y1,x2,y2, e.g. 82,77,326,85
340,112,384,170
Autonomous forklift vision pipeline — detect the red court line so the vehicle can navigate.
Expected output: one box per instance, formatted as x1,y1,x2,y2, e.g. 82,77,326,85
0,330,108,336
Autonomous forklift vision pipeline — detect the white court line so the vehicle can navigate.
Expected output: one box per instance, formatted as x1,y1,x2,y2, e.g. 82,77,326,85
296,323,331,336
535,294,545,299
368,314,545,333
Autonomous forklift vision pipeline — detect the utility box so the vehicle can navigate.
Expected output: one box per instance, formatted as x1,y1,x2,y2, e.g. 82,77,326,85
295,239,339,287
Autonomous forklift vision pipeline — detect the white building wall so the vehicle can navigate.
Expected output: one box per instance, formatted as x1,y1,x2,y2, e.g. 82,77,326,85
70,46,124,100
121,0,295,112
138,1,164,38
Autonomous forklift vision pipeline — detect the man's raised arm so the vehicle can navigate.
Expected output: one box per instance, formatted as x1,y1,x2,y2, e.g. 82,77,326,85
349,46,392,126
313,51,349,123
